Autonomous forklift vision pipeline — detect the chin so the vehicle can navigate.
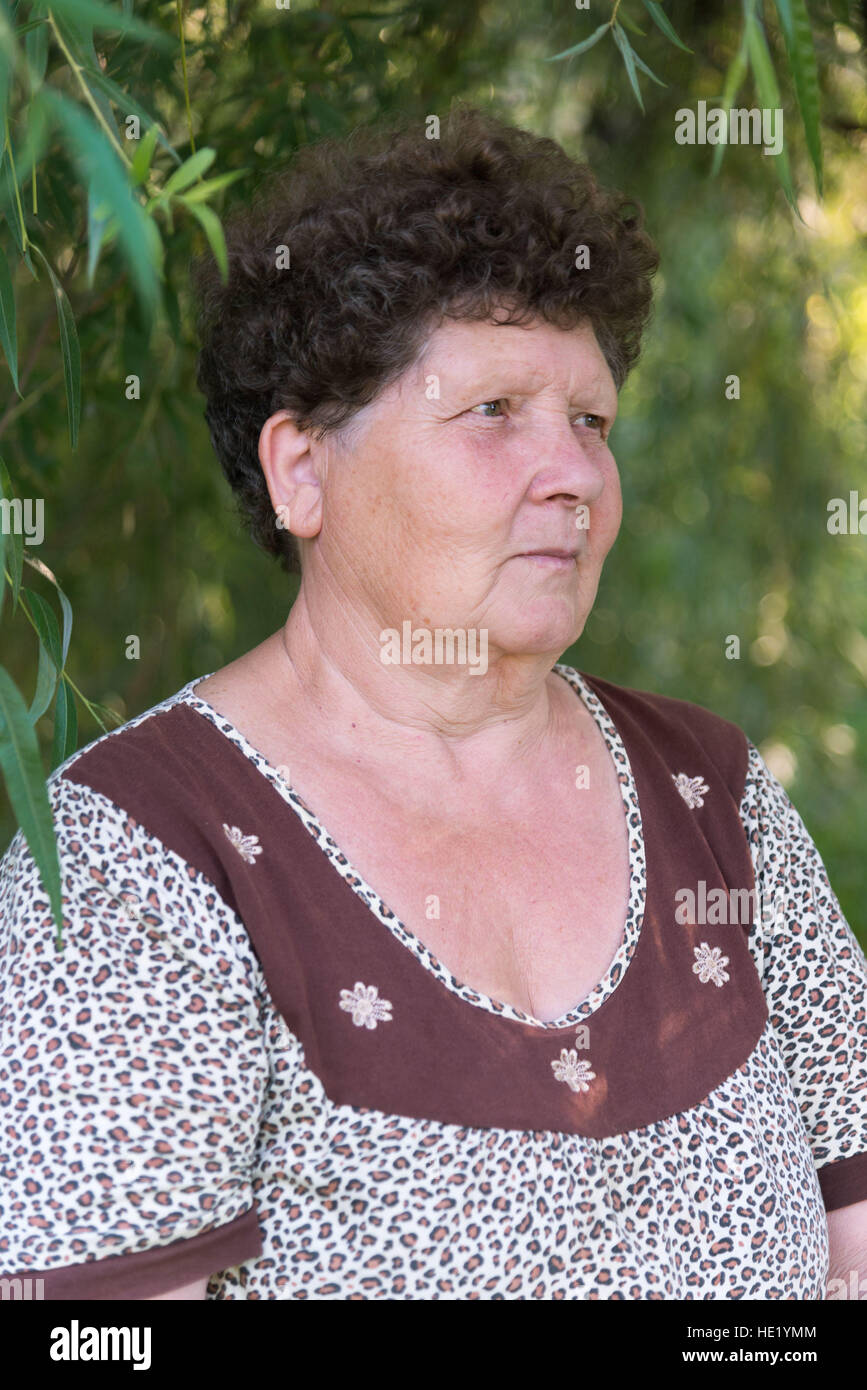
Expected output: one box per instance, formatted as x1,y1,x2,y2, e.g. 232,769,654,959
495,613,586,657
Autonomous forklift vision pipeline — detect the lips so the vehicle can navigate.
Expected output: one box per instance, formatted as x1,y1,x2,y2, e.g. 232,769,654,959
519,548,580,559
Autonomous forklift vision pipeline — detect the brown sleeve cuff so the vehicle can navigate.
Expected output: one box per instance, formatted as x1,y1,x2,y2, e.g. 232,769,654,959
817,1152,867,1213
2,1204,262,1300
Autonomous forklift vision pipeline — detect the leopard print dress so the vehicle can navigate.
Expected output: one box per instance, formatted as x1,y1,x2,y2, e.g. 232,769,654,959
1,665,865,1299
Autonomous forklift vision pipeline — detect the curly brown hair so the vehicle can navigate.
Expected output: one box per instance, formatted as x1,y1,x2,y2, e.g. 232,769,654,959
192,103,660,575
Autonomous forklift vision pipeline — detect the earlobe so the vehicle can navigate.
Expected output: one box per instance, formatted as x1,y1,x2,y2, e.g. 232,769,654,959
281,482,324,541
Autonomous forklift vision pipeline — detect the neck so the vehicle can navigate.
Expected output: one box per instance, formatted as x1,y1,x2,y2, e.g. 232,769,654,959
271,579,584,795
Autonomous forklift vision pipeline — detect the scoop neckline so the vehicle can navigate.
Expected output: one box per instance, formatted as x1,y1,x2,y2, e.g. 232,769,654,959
178,663,647,1031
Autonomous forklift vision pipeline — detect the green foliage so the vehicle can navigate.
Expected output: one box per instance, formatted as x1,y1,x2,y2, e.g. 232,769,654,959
0,660,64,947
775,0,824,194
31,242,80,446
550,0,824,210
0,0,865,948
642,1,692,53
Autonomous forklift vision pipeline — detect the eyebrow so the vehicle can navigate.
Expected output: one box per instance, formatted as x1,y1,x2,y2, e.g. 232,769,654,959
438,372,618,412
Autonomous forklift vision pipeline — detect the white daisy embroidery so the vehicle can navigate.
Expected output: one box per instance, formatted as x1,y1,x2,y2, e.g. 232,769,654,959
692,942,730,987
339,982,393,1029
223,823,263,865
673,772,710,809
551,1049,596,1093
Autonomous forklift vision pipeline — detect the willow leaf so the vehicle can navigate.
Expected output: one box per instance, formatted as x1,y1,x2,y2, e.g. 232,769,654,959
774,0,823,196
0,235,18,392
24,553,74,666
0,453,24,614
184,199,228,280
546,23,609,63
641,1,693,53
43,0,176,50
28,637,59,724
745,11,798,213
612,23,645,112
31,241,81,449
0,662,65,949
44,88,161,317
50,677,78,769
23,586,63,670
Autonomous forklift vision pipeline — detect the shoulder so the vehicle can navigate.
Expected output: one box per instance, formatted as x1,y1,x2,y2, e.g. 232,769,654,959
46,672,241,890
574,667,746,744
1,675,199,875
566,666,750,796
56,673,217,801
0,674,258,974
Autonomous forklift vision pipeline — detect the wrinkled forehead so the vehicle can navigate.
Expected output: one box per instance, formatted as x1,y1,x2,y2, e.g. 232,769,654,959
389,316,617,405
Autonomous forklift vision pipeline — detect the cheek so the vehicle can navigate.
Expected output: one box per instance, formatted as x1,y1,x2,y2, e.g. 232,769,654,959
442,433,509,500
596,458,623,535
414,438,516,540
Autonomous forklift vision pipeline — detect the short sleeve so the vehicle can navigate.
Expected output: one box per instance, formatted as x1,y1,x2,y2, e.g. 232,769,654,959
0,774,269,1298
741,740,867,1213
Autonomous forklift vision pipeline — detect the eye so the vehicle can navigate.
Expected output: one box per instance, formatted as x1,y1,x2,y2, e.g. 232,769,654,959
575,413,607,434
468,399,506,418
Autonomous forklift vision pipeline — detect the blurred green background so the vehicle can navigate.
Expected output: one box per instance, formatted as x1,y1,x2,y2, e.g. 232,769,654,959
1,0,865,942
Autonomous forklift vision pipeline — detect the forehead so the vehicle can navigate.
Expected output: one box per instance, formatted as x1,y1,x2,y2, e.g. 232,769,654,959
335,316,618,445
412,316,615,396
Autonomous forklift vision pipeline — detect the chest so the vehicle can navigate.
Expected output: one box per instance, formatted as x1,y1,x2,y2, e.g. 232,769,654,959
289,763,632,1024
197,668,634,1025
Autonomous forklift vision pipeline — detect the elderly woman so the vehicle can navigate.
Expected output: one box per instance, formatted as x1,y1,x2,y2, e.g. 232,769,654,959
2,106,866,1302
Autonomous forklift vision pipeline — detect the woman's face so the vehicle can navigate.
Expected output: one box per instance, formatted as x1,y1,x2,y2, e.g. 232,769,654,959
286,315,622,660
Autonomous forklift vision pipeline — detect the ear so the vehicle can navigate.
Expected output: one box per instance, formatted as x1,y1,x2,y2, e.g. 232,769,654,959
258,409,324,543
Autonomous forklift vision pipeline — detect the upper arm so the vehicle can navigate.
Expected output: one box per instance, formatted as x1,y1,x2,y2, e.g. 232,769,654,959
148,1276,210,1300
741,742,867,1213
0,774,267,1298
826,1197,867,1295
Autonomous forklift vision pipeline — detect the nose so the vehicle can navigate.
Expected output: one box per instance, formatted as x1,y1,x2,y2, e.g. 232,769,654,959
525,415,608,509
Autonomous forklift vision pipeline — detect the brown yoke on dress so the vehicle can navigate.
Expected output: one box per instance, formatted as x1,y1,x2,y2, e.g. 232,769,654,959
61,671,770,1139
